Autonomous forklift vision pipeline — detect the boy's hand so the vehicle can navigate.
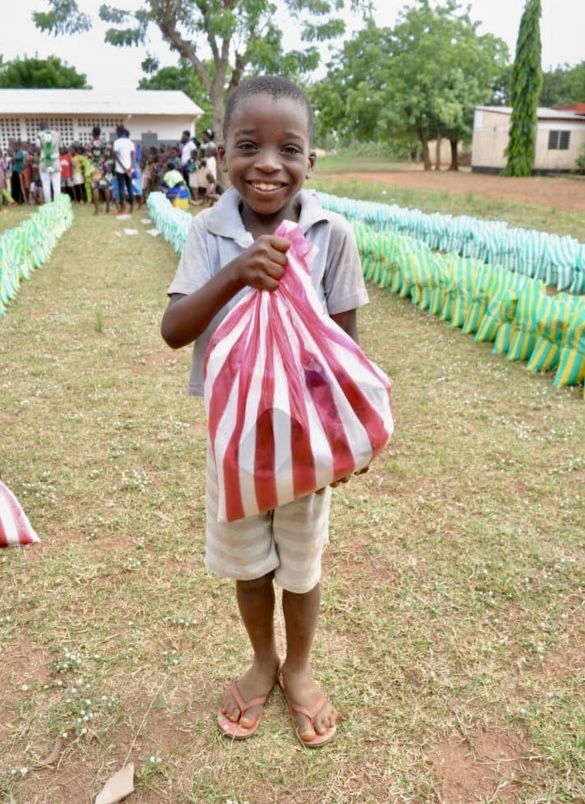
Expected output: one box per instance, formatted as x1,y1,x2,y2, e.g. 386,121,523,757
236,235,290,291
315,467,369,495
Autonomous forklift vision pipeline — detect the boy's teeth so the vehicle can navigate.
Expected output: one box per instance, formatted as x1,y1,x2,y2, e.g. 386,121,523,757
252,182,280,190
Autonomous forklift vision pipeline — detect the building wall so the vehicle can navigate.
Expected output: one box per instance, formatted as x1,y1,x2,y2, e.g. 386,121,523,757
471,109,511,171
534,120,585,171
0,114,197,152
471,108,585,173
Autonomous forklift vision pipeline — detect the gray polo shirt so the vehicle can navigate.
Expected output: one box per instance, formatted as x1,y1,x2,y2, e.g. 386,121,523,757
167,187,368,396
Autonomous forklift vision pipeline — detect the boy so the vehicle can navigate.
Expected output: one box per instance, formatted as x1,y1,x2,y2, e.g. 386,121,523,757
161,76,368,747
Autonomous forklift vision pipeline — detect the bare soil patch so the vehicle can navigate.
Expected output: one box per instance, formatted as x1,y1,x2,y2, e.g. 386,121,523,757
429,728,542,803
344,167,585,212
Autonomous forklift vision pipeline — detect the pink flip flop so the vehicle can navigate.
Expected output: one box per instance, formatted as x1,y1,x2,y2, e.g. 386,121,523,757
217,681,270,739
280,683,337,748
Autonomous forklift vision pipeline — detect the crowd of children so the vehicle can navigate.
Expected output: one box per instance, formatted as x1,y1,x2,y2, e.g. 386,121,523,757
0,130,223,214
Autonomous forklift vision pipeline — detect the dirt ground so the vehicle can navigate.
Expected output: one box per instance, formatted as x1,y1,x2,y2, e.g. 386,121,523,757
343,167,585,212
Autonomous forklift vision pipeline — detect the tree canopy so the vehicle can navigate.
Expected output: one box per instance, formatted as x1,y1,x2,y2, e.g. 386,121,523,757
34,0,370,139
138,58,214,133
540,62,585,107
310,0,508,169
0,55,89,89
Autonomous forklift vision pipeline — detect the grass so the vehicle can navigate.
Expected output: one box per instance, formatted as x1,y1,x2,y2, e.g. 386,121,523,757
1,178,584,803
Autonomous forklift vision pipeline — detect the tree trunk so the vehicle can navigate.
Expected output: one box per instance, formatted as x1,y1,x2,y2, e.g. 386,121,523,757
448,138,459,171
210,80,229,186
417,125,432,171
435,137,441,170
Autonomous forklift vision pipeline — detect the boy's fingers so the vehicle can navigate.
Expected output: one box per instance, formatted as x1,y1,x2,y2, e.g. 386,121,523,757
323,468,369,492
268,235,292,253
330,476,351,488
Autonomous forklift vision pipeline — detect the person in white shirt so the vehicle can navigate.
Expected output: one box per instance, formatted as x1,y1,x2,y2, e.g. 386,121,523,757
180,130,198,182
113,125,136,213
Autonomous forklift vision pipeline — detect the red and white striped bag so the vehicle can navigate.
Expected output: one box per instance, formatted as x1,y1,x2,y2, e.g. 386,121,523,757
204,221,393,523
0,481,41,548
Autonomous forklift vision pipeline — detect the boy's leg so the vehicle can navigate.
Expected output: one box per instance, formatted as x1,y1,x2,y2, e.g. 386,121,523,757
271,491,336,743
219,573,280,728
281,584,337,742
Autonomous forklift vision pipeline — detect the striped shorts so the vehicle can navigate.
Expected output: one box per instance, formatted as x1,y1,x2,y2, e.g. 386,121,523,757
205,444,331,594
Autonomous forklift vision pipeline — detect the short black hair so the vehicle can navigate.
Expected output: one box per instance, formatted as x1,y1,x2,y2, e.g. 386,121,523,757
223,75,313,142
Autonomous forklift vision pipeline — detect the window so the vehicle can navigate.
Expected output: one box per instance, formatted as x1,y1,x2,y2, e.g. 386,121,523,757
548,130,570,150
0,119,22,152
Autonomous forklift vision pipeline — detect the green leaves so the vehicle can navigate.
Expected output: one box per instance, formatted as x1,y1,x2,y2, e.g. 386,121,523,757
0,56,89,89
310,1,509,164
33,0,92,34
503,0,542,176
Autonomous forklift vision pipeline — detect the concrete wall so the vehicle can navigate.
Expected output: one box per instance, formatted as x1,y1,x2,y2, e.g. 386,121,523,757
0,114,199,152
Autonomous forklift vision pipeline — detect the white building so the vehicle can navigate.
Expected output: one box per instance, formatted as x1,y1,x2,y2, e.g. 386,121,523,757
0,89,204,152
471,106,585,174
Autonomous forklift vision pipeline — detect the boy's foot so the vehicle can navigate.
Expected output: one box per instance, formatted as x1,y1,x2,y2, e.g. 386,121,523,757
218,661,279,738
280,667,337,747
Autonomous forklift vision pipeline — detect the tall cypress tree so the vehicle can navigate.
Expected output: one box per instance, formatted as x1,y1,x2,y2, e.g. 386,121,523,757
503,0,543,176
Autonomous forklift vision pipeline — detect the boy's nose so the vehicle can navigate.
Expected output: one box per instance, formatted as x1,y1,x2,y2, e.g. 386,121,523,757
254,148,281,172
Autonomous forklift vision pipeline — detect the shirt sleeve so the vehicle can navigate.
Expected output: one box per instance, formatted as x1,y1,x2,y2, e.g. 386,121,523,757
320,214,369,315
167,213,212,297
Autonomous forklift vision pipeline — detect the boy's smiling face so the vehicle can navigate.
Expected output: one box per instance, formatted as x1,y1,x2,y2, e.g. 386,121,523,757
218,93,316,231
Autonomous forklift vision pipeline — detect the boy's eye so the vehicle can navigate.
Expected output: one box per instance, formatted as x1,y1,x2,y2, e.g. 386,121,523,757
282,145,303,155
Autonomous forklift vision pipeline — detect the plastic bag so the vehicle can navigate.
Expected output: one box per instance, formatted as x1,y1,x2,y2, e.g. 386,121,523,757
204,221,394,523
0,481,40,548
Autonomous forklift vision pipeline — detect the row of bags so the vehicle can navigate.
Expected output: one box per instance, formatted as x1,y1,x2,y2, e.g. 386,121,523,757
318,192,585,295
356,223,585,389
0,195,74,315
148,192,584,391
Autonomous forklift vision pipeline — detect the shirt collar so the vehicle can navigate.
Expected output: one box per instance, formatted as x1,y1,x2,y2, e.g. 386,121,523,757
206,186,329,246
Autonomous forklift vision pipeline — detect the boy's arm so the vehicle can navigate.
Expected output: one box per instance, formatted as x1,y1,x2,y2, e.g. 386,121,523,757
161,234,291,349
330,309,359,344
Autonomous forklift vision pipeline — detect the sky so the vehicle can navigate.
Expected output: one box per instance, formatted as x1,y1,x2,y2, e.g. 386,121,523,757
0,0,582,92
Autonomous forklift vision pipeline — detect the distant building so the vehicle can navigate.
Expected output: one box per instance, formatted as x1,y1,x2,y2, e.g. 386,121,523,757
0,89,204,152
471,106,585,174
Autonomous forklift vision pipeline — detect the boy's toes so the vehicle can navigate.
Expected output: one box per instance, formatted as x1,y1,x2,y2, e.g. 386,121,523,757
311,700,337,735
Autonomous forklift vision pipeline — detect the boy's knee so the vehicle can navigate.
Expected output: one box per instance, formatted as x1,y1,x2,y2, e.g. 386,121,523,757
236,571,275,590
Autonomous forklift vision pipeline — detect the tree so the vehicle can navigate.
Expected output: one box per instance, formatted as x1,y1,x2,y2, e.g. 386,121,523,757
34,0,370,140
0,55,89,88
502,0,542,177
310,2,508,169
138,58,214,133
540,62,585,107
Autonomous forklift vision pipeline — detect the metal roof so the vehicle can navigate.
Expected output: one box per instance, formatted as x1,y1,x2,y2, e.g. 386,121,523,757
476,105,585,121
0,89,204,116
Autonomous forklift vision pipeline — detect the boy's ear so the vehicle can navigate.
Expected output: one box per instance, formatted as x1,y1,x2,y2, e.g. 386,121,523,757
217,145,227,171
306,149,317,179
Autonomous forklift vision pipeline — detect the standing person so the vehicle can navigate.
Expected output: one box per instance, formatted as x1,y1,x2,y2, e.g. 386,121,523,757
0,149,14,207
180,130,198,182
59,146,73,199
71,145,85,203
29,147,42,205
160,75,369,747
10,142,26,205
89,126,111,214
204,144,217,181
36,119,61,203
201,128,216,155
113,125,135,214
186,148,199,203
